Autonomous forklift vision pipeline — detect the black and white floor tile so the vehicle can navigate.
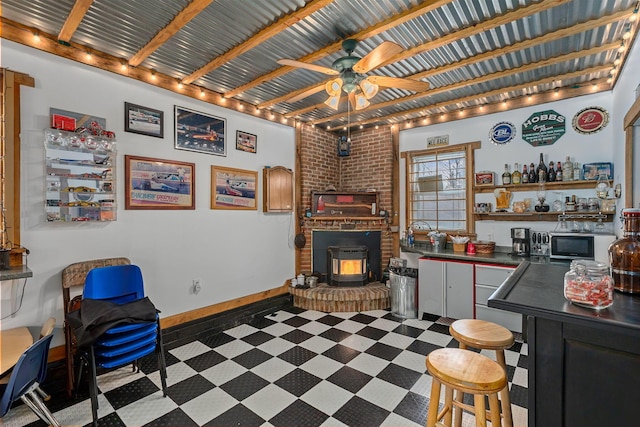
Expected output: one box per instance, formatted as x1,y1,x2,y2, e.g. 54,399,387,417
5,308,528,427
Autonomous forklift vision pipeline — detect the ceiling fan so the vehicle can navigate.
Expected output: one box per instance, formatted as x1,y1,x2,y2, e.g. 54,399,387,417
278,39,430,110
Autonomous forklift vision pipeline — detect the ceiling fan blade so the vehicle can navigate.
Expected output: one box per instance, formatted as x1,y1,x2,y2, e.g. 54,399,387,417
352,41,403,74
277,59,339,75
286,84,326,104
367,75,430,92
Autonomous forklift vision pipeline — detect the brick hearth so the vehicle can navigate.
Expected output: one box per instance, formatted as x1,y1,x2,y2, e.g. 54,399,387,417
289,282,390,312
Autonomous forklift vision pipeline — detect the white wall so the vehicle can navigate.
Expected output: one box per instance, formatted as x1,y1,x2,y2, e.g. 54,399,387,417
1,41,296,338
612,32,640,208
400,61,640,246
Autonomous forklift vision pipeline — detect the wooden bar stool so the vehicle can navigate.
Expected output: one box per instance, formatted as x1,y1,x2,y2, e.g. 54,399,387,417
449,319,515,427
426,348,507,427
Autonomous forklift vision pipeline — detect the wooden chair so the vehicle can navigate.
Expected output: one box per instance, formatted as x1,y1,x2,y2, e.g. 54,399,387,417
426,348,507,427
61,257,130,397
449,319,515,427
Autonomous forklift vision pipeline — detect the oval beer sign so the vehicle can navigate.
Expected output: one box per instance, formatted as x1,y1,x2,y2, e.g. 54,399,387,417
521,110,565,147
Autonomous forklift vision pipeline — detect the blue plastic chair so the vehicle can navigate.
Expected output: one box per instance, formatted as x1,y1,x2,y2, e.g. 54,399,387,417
0,334,60,427
79,264,167,426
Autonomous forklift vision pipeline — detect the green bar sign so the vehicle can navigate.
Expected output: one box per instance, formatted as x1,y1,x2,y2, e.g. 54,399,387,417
521,109,565,146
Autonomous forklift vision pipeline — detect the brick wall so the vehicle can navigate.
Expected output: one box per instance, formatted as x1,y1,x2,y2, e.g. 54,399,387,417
298,124,394,279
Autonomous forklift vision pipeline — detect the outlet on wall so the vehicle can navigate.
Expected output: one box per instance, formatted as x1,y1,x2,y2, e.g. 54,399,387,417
192,278,202,294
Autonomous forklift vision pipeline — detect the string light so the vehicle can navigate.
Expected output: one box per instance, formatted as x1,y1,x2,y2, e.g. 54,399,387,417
150,70,157,81
177,81,184,89
33,31,40,42
85,51,92,60
120,61,127,71
200,89,205,97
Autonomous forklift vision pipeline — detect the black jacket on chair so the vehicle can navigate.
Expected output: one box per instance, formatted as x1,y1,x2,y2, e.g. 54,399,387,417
66,297,158,348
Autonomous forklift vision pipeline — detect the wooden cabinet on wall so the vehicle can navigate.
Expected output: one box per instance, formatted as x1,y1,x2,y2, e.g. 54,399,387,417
263,166,293,212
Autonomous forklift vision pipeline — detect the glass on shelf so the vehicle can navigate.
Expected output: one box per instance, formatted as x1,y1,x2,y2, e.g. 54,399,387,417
595,172,610,199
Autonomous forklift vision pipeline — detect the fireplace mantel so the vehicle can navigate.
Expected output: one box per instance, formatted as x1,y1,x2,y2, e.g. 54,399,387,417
311,191,379,218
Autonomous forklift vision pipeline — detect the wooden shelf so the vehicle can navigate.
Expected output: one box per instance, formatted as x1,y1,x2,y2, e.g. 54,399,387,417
473,212,615,222
474,180,611,194
306,216,386,222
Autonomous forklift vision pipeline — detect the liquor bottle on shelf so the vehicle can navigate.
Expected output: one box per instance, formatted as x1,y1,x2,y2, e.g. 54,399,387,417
537,153,548,182
556,161,563,182
563,156,573,182
502,163,511,185
512,162,521,184
522,164,529,184
573,162,581,181
529,162,537,183
548,161,556,182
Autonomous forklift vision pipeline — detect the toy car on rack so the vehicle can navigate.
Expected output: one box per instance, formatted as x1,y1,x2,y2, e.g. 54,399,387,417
63,186,96,193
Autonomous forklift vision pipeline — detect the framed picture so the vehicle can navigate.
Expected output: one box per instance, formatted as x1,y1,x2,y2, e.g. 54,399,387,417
124,102,164,138
211,166,257,210
236,130,257,153
175,106,226,156
125,155,195,210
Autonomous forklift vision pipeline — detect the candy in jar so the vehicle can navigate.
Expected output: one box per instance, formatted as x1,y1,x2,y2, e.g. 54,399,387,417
563,259,614,309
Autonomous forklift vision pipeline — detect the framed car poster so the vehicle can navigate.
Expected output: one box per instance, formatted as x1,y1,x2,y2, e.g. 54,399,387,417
125,155,195,210
211,166,257,210
175,106,226,156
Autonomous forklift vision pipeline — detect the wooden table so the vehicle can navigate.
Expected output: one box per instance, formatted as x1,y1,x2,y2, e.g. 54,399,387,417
0,327,33,376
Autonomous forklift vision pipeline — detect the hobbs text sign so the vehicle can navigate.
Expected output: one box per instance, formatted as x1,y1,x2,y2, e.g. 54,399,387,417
521,110,565,146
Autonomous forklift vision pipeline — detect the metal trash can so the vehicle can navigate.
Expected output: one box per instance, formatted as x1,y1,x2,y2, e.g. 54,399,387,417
389,267,418,319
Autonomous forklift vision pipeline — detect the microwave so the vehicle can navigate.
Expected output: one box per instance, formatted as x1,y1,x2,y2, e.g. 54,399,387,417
549,232,616,263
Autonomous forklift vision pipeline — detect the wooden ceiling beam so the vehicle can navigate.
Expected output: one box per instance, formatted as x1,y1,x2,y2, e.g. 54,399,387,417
411,8,633,81
183,0,334,84
360,72,611,129
303,44,616,123
223,0,453,98
379,0,573,69
58,0,94,42
129,0,214,67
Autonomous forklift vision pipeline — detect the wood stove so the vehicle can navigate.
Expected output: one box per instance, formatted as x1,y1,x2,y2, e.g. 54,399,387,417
327,245,368,287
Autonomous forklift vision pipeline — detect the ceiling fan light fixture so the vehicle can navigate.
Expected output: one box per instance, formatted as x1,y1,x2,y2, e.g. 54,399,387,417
326,78,342,96
355,93,370,110
325,94,341,110
359,79,379,99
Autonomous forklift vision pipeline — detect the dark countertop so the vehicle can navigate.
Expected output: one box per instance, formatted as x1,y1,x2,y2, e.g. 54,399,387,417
401,244,566,267
0,265,33,281
489,261,640,333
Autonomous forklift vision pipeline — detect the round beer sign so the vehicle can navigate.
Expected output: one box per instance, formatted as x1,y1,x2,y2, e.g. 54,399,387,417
572,106,609,134
489,122,516,145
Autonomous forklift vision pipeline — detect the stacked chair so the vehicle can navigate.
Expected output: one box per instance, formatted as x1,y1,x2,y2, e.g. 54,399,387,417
74,264,167,426
0,334,60,426
62,257,131,397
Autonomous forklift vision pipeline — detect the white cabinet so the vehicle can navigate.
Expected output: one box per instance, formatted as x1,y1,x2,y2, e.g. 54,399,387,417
418,258,473,319
475,264,522,332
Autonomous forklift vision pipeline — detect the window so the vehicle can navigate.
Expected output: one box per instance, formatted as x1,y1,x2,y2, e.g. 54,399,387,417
406,142,478,234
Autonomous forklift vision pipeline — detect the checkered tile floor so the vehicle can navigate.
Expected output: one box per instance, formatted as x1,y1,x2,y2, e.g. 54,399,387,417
6,308,528,427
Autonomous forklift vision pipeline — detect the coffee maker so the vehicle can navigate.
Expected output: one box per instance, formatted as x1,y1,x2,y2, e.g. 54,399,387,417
511,227,531,257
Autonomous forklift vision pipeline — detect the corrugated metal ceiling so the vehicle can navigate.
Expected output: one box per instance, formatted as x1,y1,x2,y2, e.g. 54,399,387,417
1,0,638,131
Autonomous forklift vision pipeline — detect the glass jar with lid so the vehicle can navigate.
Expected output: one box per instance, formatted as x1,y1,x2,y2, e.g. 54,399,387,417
609,208,640,293
563,259,614,309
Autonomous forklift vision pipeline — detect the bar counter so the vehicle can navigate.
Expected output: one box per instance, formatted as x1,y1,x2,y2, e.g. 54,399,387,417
489,261,640,427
